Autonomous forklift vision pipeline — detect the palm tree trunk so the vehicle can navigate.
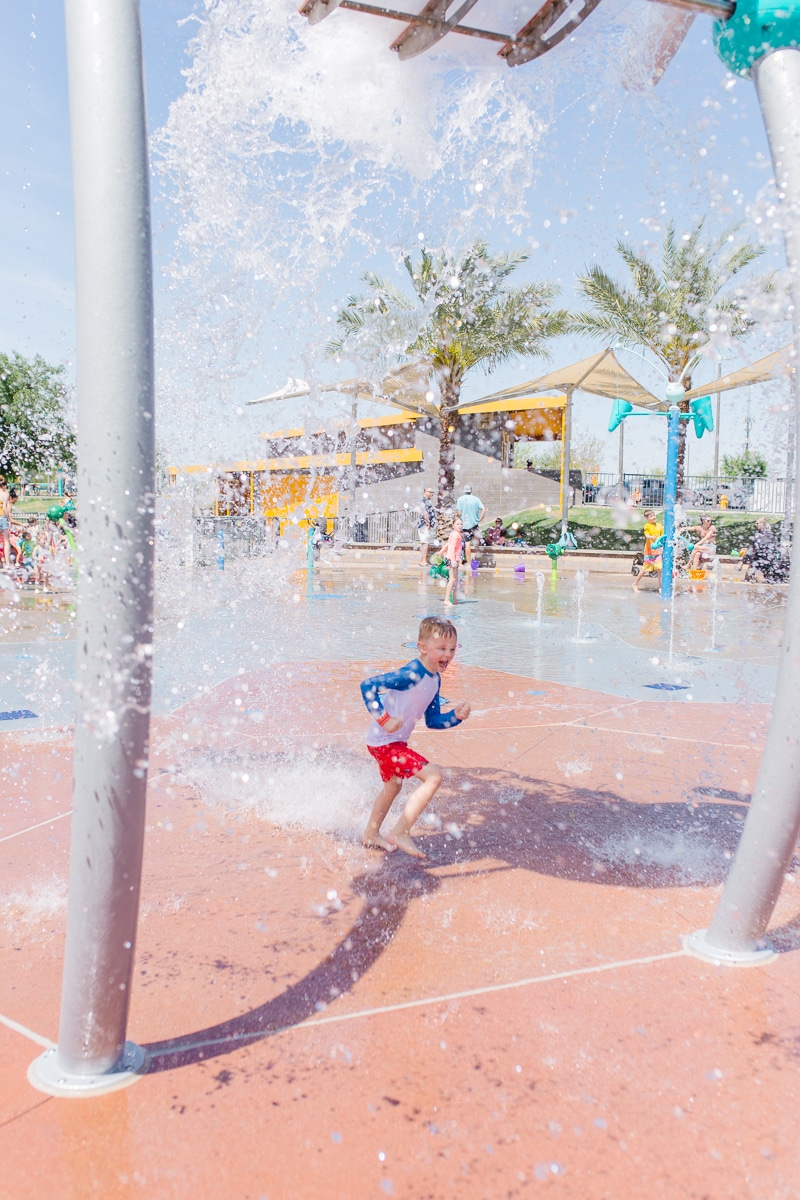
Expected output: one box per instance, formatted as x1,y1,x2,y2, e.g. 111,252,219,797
677,375,692,489
437,378,460,534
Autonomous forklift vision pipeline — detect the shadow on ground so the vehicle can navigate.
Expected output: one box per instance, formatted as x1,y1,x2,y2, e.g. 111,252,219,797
142,764,779,1074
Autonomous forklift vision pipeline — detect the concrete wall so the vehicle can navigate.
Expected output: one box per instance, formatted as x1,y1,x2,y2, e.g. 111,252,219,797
338,432,561,520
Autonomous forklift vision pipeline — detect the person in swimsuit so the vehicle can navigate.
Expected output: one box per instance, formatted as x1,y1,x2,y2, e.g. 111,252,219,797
360,615,471,859
0,477,10,568
443,516,464,607
687,517,717,572
632,509,664,592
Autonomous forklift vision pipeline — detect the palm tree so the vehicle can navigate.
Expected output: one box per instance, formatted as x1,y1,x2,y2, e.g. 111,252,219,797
328,241,568,517
572,221,767,484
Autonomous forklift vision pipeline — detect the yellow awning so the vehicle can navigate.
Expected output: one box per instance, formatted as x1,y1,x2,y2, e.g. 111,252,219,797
261,446,423,472
461,394,565,414
169,446,424,475
259,410,419,441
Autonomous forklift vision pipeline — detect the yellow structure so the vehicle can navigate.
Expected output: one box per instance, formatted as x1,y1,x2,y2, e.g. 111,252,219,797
168,396,567,527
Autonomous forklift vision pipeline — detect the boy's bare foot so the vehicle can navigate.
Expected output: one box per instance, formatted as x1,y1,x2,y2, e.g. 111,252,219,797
362,833,394,852
386,831,426,859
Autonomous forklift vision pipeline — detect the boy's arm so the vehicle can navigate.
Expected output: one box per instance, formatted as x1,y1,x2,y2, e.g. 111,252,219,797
423,686,462,730
360,663,425,723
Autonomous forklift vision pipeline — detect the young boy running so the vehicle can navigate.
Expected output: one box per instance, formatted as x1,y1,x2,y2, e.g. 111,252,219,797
360,616,471,859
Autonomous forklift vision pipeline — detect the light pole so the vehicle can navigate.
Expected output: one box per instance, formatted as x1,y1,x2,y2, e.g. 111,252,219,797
712,359,722,484
560,387,574,537
29,0,155,1095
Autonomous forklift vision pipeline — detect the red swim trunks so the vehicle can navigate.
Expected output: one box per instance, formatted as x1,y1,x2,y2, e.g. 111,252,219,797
367,741,429,782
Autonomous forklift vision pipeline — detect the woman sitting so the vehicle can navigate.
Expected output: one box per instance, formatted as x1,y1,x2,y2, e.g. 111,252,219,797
686,518,717,572
482,517,507,546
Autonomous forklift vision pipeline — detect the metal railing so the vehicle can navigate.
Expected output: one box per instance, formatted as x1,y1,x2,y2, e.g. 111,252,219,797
581,472,792,514
333,509,421,545
188,515,276,565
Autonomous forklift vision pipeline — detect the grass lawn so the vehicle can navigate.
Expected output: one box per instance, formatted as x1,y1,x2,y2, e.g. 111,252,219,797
16,498,66,515
497,506,783,555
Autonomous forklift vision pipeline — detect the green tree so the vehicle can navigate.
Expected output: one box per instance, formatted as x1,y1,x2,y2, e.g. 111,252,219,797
329,241,568,516
0,352,75,482
515,430,604,473
572,221,767,485
722,449,768,479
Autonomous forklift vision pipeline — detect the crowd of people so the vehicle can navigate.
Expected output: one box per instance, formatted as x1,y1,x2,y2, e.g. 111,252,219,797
418,485,791,599
0,476,75,590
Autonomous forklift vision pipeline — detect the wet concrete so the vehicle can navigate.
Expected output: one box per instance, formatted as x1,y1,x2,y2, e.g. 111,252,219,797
2,649,798,1198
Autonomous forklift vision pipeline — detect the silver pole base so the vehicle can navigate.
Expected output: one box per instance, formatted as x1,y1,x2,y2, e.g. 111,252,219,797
28,1041,145,1098
683,928,778,967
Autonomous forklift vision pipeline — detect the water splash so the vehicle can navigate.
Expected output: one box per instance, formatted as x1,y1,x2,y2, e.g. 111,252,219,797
177,744,377,839
0,878,68,932
534,570,545,626
570,568,596,643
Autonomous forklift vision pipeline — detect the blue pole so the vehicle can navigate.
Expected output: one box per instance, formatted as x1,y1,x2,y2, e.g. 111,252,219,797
217,527,225,571
660,405,680,600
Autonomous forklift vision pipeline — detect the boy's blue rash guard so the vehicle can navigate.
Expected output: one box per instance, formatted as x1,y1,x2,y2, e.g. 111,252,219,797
361,658,461,747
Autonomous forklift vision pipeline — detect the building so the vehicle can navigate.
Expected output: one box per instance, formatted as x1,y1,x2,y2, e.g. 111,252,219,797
168,394,569,527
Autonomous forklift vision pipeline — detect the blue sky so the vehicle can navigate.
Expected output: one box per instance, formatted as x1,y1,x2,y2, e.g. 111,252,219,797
0,0,792,475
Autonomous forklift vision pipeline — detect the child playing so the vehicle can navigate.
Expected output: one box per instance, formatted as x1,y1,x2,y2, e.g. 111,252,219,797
443,516,464,606
0,477,10,569
360,615,471,859
18,522,35,567
632,509,664,592
32,531,51,590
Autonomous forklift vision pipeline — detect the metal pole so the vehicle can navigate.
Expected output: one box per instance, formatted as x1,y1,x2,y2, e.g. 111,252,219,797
617,420,624,491
784,376,796,547
686,46,800,964
560,388,573,537
713,360,722,484
660,406,680,601
29,0,154,1093
349,398,358,515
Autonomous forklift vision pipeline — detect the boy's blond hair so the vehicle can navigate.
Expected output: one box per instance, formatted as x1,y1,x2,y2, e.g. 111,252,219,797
418,616,457,642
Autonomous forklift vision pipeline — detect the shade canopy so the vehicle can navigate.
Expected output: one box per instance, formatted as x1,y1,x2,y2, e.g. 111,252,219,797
682,344,795,400
246,360,439,418
465,348,662,410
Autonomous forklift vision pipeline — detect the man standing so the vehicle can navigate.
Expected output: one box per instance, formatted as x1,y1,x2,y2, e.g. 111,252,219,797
456,484,485,566
417,486,436,566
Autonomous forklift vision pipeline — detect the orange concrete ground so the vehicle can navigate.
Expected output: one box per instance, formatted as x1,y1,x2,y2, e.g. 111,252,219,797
1,661,798,1199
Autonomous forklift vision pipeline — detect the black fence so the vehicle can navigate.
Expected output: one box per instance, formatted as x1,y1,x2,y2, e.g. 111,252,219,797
582,473,791,514
190,516,276,565
332,510,420,545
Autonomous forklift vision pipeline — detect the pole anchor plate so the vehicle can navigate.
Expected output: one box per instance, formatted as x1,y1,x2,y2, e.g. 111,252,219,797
28,1041,146,1098
683,928,778,967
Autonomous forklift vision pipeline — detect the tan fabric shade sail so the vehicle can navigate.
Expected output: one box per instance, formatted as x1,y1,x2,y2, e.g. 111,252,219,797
682,344,795,401
464,348,662,410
